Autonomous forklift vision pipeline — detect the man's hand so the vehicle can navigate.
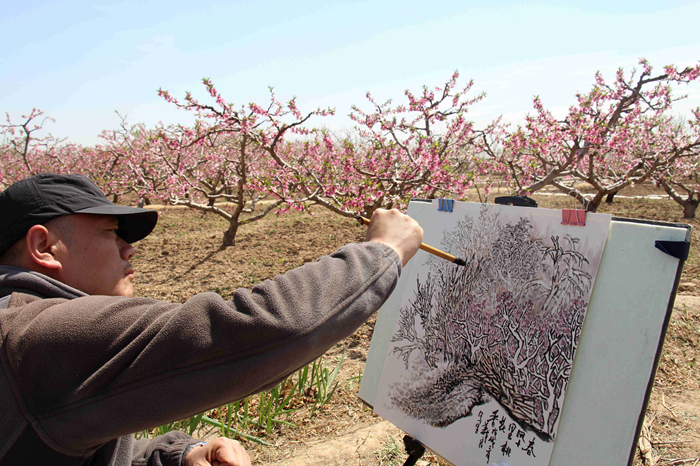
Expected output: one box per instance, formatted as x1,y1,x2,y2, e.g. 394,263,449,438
365,209,423,267
184,438,251,466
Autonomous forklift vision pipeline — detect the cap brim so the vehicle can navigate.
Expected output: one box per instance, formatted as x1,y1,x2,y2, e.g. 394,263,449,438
76,205,158,244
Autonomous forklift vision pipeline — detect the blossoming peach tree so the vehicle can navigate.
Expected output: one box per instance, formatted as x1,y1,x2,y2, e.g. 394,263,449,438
482,59,700,212
0,109,126,199
154,73,493,246
249,71,494,218
651,109,700,218
1,109,74,187
153,79,334,247
338,71,491,215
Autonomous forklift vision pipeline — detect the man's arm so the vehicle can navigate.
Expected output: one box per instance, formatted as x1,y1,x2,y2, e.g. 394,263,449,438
2,210,422,456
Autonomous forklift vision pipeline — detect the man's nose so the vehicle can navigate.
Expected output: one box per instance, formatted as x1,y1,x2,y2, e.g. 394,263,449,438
120,240,136,261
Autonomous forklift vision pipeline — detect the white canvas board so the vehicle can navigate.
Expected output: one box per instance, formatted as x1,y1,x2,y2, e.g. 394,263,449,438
370,201,612,466
548,220,689,466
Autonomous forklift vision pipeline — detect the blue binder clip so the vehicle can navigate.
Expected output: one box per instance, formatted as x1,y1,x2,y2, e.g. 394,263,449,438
437,198,454,212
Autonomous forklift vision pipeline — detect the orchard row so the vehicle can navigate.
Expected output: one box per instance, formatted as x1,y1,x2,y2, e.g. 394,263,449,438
2,58,699,247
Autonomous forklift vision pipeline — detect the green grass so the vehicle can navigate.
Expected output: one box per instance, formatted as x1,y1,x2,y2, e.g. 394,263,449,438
134,353,346,444
375,435,405,466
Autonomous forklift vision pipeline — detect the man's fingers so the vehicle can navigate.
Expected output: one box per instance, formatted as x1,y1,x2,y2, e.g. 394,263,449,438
212,438,251,466
184,438,251,466
366,208,423,266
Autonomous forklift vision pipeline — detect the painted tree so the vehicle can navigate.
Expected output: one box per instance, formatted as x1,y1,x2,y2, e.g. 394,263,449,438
389,209,594,440
483,59,700,211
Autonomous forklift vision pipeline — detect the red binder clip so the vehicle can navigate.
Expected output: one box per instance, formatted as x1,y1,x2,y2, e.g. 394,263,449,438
561,192,587,226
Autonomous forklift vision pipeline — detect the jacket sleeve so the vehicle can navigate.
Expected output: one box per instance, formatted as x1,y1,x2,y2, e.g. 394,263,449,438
131,432,197,466
2,242,401,456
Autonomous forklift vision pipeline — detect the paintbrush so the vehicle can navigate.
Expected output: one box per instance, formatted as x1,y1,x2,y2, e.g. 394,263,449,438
355,215,467,266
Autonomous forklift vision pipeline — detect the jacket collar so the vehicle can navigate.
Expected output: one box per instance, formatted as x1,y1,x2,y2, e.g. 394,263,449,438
0,266,86,300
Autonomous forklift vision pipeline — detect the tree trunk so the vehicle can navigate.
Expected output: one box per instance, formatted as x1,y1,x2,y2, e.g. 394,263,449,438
586,192,605,212
605,192,616,204
222,220,239,248
683,201,698,219
656,179,698,219
137,196,151,208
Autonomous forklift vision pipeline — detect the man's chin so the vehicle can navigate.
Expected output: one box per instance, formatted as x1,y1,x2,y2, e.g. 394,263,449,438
112,281,134,297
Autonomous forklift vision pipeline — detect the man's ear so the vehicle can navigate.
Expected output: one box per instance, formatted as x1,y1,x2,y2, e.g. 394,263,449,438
24,224,63,271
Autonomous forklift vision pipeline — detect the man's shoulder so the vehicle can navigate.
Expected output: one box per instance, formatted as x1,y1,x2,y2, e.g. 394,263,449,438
3,291,50,307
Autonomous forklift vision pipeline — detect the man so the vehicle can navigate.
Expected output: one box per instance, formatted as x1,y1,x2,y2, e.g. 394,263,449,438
0,173,423,465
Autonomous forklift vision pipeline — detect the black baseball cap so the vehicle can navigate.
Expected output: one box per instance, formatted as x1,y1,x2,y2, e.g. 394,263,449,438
0,173,158,255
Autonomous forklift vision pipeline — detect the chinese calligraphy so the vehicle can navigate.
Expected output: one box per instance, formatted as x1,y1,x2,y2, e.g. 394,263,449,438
473,408,538,464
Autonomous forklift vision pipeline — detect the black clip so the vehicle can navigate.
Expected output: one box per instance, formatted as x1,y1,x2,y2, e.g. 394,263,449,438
437,198,454,212
655,240,690,261
494,196,538,208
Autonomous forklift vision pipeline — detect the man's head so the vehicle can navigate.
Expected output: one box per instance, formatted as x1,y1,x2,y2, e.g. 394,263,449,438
0,173,158,297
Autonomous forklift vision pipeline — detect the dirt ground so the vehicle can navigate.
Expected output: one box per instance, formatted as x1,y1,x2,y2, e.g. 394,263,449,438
131,188,699,466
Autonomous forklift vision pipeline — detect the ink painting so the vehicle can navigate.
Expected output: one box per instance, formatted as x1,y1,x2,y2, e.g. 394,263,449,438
373,201,612,466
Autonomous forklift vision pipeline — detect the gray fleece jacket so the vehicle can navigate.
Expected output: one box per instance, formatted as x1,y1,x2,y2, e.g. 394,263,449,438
0,242,401,465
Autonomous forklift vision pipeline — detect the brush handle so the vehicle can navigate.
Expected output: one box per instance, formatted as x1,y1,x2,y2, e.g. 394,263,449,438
355,215,464,265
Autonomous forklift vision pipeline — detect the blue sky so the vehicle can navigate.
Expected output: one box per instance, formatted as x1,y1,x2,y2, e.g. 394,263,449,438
2,0,699,145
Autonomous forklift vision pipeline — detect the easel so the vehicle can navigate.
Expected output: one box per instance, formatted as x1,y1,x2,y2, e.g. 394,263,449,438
400,433,512,465
359,198,692,466
402,435,425,466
